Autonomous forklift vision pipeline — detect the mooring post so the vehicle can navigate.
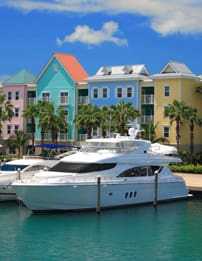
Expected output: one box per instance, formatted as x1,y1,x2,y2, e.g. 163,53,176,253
96,176,101,213
153,170,158,207
17,168,21,181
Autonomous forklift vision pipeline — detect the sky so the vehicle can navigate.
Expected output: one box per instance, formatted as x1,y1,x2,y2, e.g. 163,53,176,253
0,0,202,82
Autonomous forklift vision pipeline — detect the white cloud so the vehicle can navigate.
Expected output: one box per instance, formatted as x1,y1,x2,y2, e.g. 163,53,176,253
1,0,202,35
56,21,128,46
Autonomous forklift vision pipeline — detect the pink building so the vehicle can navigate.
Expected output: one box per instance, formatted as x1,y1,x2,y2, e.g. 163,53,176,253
2,69,36,140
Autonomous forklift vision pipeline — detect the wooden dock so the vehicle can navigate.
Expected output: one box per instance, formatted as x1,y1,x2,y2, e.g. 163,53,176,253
175,173,202,196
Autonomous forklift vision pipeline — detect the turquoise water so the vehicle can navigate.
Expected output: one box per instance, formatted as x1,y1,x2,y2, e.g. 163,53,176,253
0,199,202,261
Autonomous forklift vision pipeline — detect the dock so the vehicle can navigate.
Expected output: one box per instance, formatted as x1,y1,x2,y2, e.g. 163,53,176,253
176,173,202,196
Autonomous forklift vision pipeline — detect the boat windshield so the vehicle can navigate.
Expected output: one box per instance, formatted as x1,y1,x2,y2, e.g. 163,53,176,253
1,164,28,171
50,162,116,173
82,141,139,153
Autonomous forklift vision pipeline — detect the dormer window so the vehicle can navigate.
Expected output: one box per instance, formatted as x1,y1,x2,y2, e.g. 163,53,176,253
123,65,133,74
101,66,112,75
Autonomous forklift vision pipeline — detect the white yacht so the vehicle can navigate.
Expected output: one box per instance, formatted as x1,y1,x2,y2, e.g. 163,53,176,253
12,137,189,211
0,156,57,201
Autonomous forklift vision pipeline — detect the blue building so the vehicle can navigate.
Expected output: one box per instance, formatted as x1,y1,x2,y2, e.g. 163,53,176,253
86,65,150,107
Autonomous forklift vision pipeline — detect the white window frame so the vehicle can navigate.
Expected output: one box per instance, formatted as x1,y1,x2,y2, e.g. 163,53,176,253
164,85,170,97
102,87,109,99
126,86,133,98
92,88,99,99
116,87,123,98
59,91,68,105
163,125,170,138
42,92,50,102
163,105,169,117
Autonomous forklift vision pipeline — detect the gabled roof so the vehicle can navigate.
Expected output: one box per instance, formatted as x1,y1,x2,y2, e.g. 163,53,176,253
160,61,193,74
36,52,89,83
85,64,150,82
3,69,35,85
151,61,199,80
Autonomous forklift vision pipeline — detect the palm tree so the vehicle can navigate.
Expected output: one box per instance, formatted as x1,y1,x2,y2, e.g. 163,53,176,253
143,121,169,143
111,100,140,136
165,99,189,152
100,106,113,137
6,130,29,157
49,106,68,143
185,106,202,155
38,101,68,144
23,103,39,147
74,104,101,139
0,94,14,138
37,101,50,144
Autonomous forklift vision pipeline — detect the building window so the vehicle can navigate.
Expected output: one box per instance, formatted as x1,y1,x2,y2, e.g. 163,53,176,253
42,92,50,102
62,110,68,122
127,87,133,98
59,92,68,105
163,126,170,138
164,105,169,117
8,91,12,100
164,85,170,97
14,125,19,132
15,91,19,100
102,88,108,98
92,88,98,99
7,125,11,135
117,87,122,98
15,108,19,117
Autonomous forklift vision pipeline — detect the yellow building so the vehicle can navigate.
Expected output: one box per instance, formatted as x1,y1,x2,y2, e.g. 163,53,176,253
140,61,202,152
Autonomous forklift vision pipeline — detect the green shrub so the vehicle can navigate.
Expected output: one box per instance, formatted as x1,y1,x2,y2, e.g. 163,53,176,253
169,164,202,174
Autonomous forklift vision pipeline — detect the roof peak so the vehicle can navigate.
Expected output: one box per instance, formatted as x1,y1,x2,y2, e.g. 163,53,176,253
3,69,35,85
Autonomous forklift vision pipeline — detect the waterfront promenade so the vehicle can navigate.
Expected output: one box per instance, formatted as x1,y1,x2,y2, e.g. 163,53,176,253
176,173,202,193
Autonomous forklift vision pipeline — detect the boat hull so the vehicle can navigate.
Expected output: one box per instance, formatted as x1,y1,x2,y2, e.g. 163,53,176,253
12,179,189,211
0,185,16,201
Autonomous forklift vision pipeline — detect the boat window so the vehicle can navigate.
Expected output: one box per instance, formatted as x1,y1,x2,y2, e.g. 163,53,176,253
121,141,139,152
118,166,160,177
50,162,117,173
82,142,121,153
24,165,50,172
1,164,28,171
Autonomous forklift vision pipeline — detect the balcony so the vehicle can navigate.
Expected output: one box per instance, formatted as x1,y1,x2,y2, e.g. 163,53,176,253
141,115,154,124
27,97,36,104
78,96,88,105
141,94,154,104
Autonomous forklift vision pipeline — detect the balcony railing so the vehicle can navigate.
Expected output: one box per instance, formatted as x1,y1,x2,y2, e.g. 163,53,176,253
141,115,154,124
27,97,36,104
141,94,154,104
78,96,88,105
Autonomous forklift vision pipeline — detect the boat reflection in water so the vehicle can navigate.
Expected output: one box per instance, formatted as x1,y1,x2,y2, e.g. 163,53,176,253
12,134,189,211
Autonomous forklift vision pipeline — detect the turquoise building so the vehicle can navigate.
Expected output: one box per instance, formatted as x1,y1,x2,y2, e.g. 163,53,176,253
35,52,88,143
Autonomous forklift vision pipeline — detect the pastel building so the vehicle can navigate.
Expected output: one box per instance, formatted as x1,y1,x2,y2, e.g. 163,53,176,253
2,69,36,140
151,61,202,151
35,52,89,143
85,64,151,135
